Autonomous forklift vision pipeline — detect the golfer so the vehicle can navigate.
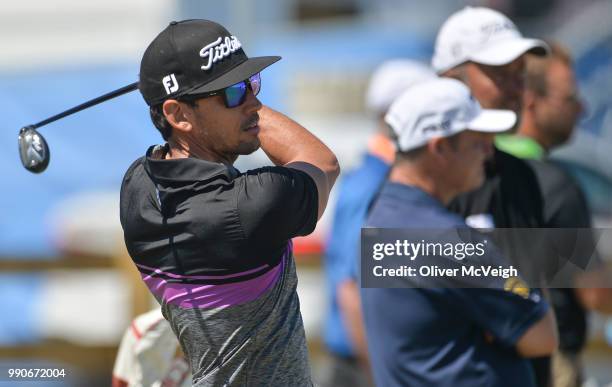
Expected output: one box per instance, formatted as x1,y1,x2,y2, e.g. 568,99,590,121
120,19,339,386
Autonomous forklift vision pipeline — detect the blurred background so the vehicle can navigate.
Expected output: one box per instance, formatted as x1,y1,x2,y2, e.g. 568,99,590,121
1,0,612,385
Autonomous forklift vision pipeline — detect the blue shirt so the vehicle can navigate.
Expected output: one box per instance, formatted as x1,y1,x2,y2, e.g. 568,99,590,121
362,182,548,387
323,153,390,356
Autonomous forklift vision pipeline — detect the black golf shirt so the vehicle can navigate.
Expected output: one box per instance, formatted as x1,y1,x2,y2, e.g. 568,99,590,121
119,144,318,305
119,144,320,385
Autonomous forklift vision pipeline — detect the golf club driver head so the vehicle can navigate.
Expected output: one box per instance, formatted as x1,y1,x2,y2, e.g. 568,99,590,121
18,126,50,173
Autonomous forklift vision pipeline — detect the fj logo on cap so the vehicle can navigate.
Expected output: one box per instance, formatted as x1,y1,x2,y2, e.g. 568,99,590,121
162,74,179,95
200,36,242,71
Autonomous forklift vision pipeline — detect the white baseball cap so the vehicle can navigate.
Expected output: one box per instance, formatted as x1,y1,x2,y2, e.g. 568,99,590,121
432,7,549,74
385,78,516,152
365,60,436,114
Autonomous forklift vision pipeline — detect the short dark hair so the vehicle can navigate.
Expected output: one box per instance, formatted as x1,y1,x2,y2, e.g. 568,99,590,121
395,130,462,161
149,99,197,141
396,145,426,161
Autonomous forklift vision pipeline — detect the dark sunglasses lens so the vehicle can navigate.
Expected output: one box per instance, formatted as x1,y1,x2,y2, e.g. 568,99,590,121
249,73,261,96
224,82,247,108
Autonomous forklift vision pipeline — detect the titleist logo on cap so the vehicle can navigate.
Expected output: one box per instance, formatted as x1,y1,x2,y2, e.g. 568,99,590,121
139,19,280,106
200,36,242,71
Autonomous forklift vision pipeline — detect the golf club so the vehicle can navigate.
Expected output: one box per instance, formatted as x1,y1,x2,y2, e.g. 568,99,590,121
18,81,139,173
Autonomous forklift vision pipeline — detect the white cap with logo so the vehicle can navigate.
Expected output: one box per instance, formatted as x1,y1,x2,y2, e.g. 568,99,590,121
365,60,436,115
385,78,516,152
432,6,549,74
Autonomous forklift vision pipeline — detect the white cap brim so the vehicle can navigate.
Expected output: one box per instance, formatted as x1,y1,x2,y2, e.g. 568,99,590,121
470,38,549,66
468,109,517,133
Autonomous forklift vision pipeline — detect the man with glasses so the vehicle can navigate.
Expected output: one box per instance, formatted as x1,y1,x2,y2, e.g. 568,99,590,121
120,20,339,386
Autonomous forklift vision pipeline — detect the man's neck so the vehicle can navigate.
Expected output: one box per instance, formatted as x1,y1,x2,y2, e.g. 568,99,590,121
517,115,550,152
388,164,455,205
165,141,237,165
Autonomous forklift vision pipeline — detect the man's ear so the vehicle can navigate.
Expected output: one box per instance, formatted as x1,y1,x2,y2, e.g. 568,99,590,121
163,99,192,133
443,63,468,83
428,137,457,168
428,137,448,158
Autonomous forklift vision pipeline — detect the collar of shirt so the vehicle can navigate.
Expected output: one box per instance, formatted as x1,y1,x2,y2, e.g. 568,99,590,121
494,134,545,160
143,144,239,184
381,182,445,209
368,181,467,229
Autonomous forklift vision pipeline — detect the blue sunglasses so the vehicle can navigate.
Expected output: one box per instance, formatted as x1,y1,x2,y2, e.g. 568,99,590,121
182,73,261,108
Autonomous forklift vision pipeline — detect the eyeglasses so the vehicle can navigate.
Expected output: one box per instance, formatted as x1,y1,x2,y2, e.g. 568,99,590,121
181,73,261,108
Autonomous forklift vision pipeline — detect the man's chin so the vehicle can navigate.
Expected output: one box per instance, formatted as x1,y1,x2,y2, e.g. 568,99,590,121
463,173,485,194
236,140,261,155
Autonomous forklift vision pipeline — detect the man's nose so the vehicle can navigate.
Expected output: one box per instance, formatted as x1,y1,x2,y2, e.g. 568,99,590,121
244,88,262,113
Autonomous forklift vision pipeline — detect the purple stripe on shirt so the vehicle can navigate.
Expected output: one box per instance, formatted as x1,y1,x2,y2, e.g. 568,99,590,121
141,241,293,309
142,259,284,309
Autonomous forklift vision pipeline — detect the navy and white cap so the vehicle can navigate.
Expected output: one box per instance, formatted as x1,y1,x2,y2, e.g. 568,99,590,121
139,19,280,106
432,7,548,73
385,78,516,152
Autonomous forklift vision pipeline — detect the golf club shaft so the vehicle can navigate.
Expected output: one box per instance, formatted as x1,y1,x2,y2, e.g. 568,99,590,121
32,81,139,130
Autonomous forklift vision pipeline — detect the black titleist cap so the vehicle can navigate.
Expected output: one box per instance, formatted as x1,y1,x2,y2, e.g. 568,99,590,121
139,19,281,106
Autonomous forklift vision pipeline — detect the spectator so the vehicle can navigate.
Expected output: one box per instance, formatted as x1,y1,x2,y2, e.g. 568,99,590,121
498,40,612,387
433,7,554,385
361,77,557,387
322,60,434,387
112,309,190,387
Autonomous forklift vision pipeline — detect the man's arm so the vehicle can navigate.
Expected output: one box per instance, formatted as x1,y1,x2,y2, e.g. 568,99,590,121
257,106,340,219
531,160,612,313
459,283,558,358
337,279,370,366
514,309,558,357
